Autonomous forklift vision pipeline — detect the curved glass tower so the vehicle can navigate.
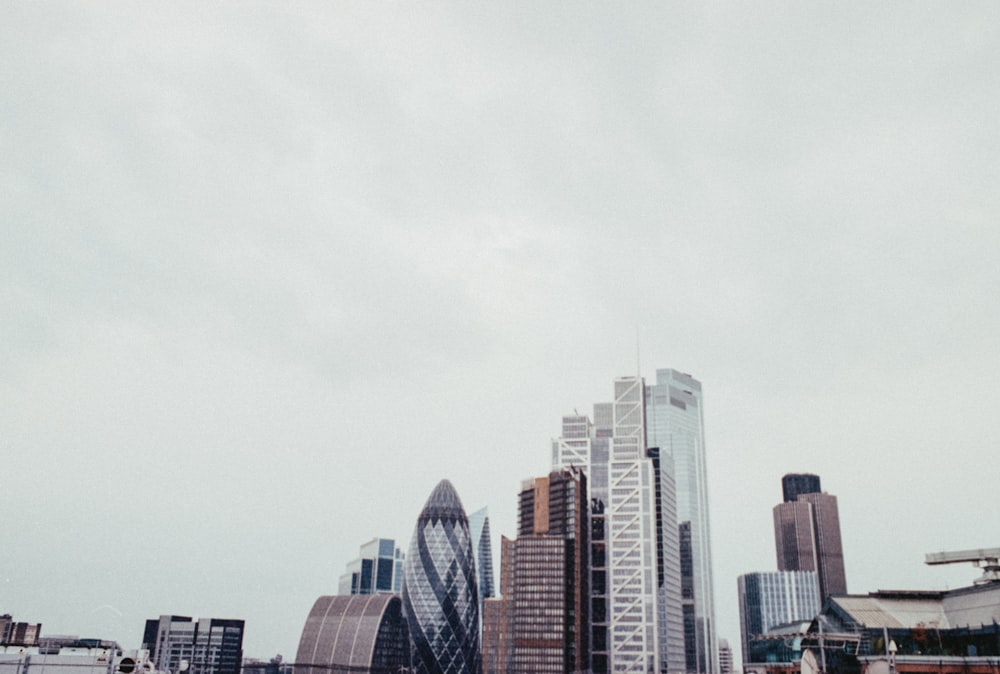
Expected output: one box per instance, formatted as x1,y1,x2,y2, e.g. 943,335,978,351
402,479,482,674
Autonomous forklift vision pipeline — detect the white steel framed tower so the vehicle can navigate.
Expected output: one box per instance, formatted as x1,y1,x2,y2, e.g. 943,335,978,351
553,376,663,674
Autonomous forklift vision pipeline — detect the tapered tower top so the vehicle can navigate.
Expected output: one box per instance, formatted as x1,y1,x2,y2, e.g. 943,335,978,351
419,479,468,522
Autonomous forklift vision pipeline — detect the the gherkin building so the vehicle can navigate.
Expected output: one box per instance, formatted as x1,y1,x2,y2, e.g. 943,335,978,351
402,479,482,674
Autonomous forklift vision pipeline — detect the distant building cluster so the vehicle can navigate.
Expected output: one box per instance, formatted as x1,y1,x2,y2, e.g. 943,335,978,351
0,614,152,674
738,478,1000,674
0,612,247,674
294,367,723,674
10,366,1000,674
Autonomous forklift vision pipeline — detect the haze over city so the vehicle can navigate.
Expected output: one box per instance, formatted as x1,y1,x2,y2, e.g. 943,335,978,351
2,2,998,667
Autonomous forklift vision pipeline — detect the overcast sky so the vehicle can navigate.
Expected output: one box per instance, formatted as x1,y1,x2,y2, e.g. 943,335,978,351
3,2,999,665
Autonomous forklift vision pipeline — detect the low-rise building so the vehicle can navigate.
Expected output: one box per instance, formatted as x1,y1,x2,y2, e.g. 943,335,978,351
0,643,153,674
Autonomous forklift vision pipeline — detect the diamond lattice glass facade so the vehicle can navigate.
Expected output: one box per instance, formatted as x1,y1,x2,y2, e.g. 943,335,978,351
402,479,482,674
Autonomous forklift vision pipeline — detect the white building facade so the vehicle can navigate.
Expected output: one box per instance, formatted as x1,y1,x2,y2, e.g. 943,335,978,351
553,373,699,674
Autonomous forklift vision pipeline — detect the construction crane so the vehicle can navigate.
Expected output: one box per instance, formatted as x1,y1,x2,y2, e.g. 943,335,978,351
924,547,1000,585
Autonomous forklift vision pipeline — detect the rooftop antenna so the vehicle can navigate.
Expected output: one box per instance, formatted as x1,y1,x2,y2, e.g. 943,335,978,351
636,325,641,377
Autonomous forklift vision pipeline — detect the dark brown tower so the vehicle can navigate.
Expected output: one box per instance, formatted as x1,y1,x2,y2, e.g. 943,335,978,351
502,468,590,674
773,475,847,600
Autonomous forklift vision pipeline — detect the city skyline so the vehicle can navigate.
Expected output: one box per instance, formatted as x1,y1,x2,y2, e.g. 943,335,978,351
4,2,999,668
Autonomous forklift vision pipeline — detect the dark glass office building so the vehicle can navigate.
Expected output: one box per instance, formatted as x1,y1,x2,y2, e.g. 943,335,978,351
402,479,481,674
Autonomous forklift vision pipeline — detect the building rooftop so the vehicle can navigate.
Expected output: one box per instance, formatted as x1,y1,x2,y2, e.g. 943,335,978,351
828,583,1000,631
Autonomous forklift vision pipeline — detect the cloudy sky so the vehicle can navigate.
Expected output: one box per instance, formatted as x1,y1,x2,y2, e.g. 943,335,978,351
3,2,999,665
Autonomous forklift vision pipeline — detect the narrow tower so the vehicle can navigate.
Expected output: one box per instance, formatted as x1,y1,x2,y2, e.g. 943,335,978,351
646,369,719,674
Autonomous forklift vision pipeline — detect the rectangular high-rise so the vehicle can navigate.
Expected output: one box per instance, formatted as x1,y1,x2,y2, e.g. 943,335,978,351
773,475,847,600
142,615,244,674
646,369,719,674
737,571,821,664
484,469,589,674
337,537,404,595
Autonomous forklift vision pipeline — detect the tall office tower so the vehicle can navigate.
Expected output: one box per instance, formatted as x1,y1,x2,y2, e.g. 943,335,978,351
402,479,481,674
552,376,662,674
481,536,515,674
468,508,496,604
781,473,821,503
337,537,405,595
504,468,590,674
646,369,719,674
736,571,821,664
294,595,410,674
773,476,847,600
142,615,244,674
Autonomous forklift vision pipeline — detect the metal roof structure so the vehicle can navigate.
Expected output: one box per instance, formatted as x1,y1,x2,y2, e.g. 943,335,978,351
828,583,1000,631
294,594,409,674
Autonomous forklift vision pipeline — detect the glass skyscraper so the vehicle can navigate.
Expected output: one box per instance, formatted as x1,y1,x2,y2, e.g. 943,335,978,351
402,479,482,674
646,369,719,674
337,537,405,596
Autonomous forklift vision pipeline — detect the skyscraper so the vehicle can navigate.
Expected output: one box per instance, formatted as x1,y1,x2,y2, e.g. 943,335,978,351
553,374,695,674
498,468,590,674
772,475,847,600
646,369,718,674
337,538,405,596
402,479,481,674
736,571,821,665
141,616,244,674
